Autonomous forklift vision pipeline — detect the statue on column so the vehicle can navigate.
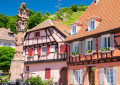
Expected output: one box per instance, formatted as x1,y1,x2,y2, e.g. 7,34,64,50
10,3,29,81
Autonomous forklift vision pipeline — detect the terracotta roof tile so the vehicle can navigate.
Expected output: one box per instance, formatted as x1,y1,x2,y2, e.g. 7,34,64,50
27,19,70,36
0,28,15,41
65,0,120,42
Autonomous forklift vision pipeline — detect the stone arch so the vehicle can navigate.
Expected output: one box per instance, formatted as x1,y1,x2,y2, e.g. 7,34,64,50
59,67,67,85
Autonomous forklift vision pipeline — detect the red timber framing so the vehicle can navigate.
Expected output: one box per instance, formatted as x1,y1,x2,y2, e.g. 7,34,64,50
23,27,68,63
67,29,120,66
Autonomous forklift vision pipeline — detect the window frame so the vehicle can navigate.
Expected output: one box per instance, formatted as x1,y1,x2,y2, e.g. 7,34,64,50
75,70,81,84
105,68,113,85
72,41,79,53
71,25,77,35
4,43,11,47
41,46,47,55
101,34,111,53
88,19,95,31
85,38,93,55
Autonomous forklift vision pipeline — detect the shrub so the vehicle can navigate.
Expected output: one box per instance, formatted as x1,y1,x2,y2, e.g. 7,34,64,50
29,76,45,85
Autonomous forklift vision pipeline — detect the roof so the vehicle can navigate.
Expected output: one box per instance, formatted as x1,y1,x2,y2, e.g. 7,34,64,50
65,0,120,42
0,28,15,41
27,19,70,36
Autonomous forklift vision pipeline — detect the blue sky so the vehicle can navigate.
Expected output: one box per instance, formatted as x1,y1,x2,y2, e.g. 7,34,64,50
0,0,93,16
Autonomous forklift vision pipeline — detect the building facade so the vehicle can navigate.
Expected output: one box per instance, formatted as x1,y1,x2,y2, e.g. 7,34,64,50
23,19,70,85
65,0,120,85
0,28,15,48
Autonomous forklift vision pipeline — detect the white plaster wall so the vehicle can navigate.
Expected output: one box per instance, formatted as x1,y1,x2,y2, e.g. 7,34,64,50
24,61,67,83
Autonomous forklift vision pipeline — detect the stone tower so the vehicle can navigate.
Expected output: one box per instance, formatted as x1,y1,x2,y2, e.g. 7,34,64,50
10,3,29,81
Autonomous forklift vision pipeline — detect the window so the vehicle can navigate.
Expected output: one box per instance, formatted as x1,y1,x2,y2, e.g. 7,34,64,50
10,33,14,38
45,68,50,79
88,40,92,50
75,70,80,84
88,19,95,31
104,37,110,48
34,32,40,37
42,47,47,55
106,68,113,85
72,42,79,53
4,43,10,47
26,66,29,72
71,25,76,35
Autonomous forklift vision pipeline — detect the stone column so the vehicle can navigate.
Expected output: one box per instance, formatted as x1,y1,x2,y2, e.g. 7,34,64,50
10,3,29,81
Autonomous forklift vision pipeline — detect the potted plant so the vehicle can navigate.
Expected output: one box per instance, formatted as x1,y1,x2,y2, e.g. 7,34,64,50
91,67,96,71
71,51,79,56
85,50,92,54
84,67,89,72
101,47,110,51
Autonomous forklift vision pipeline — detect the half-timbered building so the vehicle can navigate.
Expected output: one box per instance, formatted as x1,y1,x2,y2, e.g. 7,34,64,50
23,19,70,85
65,0,120,85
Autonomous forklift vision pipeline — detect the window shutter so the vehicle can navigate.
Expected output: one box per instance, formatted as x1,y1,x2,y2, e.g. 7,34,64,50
70,43,73,56
70,70,74,84
98,37,101,52
38,47,41,56
28,48,33,56
62,45,66,52
60,45,66,53
80,69,83,84
47,46,50,55
79,41,82,54
37,32,40,37
92,38,96,52
81,40,85,54
113,67,118,85
110,34,114,50
99,68,104,85
45,68,50,79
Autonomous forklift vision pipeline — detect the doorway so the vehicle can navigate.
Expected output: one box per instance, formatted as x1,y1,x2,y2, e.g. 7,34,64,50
88,66,95,85
59,67,67,85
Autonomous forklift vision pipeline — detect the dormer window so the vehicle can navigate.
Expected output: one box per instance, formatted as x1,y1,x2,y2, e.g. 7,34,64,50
71,25,76,35
10,33,14,38
88,19,95,31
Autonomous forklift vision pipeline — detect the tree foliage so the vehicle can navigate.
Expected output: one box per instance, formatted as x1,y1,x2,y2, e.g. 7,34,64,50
0,47,15,71
71,4,78,12
27,11,45,29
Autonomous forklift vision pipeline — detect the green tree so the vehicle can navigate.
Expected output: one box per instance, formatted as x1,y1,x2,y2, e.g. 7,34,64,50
29,10,35,17
71,4,78,12
0,13,9,28
0,47,15,72
80,3,84,7
27,11,45,29
44,11,51,20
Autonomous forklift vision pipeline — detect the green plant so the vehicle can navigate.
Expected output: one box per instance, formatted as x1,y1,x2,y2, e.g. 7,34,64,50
101,47,110,51
91,67,96,71
85,50,92,54
45,77,54,85
84,67,89,72
29,76,45,85
71,51,79,56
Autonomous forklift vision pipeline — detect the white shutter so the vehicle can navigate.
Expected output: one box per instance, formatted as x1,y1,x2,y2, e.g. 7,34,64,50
70,43,73,56
110,34,114,50
82,40,86,54
99,68,104,85
98,37,101,52
79,41,82,54
70,70,74,84
80,69,83,84
113,67,118,85
92,38,96,52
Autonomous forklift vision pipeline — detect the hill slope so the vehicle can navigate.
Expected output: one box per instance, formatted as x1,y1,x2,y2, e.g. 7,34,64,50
0,4,88,33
